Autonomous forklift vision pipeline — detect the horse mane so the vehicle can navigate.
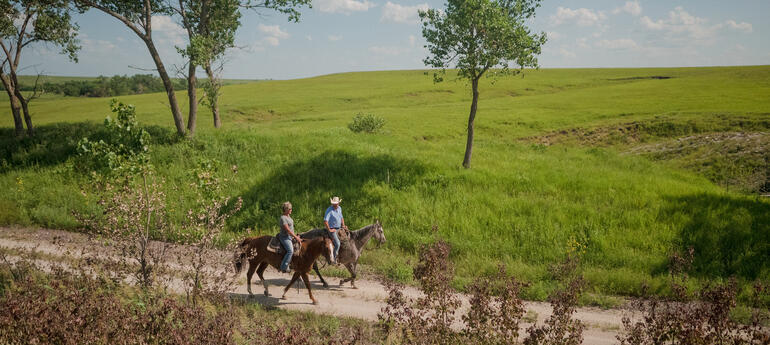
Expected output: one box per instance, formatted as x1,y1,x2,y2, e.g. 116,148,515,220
299,228,328,239
348,223,376,241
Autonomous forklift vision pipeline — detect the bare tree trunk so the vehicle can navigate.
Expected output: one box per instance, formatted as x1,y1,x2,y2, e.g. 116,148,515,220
204,63,221,128
1,75,24,137
14,89,34,135
7,100,24,136
143,38,187,136
186,62,197,135
462,78,480,169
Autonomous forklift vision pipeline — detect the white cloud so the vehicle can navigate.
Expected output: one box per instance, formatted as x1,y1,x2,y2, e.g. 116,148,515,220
595,38,638,50
263,37,280,46
640,7,724,43
550,7,606,27
381,2,429,24
612,1,641,16
151,15,186,46
258,24,289,39
306,35,313,41
409,35,417,47
547,31,562,40
576,37,589,49
328,35,343,41
316,0,375,14
257,24,289,46
725,20,752,33
558,47,576,58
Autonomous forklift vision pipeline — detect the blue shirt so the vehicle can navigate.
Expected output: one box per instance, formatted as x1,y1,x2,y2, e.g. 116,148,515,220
324,206,343,229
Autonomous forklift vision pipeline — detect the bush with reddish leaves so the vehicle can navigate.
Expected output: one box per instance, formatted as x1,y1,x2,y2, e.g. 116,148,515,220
617,249,770,345
380,240,585,345
0,258,238,345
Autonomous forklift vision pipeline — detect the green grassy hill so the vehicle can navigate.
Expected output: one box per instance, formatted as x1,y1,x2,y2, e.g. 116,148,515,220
2,66,768,302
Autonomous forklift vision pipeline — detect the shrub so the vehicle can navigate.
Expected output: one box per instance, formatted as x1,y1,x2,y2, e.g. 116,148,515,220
348,113,385,133
0,259,239,345
617,249,770,345
380,240,585,345
524,256,586,345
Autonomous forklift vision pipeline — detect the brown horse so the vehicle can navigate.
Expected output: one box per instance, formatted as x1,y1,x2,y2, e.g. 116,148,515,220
233,235,334,304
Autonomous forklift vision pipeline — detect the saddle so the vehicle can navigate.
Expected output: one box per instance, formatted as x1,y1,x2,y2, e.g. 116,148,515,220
266,234,302,257
336,227,350,241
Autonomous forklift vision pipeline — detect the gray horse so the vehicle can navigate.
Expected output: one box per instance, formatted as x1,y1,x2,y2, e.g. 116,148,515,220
299,220,385,289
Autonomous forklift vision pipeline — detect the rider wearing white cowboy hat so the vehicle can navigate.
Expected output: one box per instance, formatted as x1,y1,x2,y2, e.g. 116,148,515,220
324,196,346,263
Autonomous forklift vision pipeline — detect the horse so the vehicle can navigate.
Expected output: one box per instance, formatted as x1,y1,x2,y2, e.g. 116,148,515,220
300,220,386,289
233,234,334,305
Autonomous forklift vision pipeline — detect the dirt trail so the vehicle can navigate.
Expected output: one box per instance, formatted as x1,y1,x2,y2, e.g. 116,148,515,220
0,227,627,345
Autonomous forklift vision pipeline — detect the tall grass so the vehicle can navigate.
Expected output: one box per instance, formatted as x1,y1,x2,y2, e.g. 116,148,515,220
1,66,768,300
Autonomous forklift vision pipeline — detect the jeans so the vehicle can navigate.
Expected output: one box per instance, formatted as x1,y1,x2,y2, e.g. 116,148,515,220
329,229,340,262
278,233,293,272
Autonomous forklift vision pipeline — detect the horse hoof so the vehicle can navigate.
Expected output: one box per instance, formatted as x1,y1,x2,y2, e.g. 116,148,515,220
322,283,329,288
264,291,269,297
352,286,358,290
312,300,319,305
281,295,287,300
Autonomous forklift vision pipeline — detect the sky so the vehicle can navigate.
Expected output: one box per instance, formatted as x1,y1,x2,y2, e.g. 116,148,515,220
22,0,770,80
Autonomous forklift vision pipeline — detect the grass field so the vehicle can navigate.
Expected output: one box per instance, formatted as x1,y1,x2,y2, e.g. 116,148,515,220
2,66,768,302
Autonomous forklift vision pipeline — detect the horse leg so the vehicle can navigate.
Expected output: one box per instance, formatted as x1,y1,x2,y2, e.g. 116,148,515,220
313,262,329,288
256,262,269,296
301,273,317,305
246,261,258,296
339,262,357,289
349,262,358,289
281,272,301,300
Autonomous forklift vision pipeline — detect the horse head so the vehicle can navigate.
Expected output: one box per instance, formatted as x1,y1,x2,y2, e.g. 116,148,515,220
322,233,336,264
373,219,386,246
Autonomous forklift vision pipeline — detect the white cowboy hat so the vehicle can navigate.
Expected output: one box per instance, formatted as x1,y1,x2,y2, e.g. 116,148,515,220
330,196,342,204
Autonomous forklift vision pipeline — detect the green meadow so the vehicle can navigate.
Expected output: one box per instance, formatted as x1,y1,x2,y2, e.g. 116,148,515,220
2,66,769,302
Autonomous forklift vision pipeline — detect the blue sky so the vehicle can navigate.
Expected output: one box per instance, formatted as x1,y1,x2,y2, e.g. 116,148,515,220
25,0,769,79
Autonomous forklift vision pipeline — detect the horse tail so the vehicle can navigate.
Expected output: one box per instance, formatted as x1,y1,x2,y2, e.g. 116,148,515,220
233,238,250,275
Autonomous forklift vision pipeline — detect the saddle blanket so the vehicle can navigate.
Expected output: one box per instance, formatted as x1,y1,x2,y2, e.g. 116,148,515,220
266,234,301,256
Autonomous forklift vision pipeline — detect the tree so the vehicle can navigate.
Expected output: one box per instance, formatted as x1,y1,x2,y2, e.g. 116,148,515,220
174,0,309,134
0,0,79,136
174,0,239,134
419,0,546,168
75,0,188,136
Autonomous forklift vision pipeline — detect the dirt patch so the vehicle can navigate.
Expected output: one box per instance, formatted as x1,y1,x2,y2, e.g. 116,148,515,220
522,115,770,147
628,132,770,194
522,117,770,194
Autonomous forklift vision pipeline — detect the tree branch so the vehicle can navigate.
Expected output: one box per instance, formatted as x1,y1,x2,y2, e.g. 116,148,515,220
14,7,34,69
0,41,14,70
80,0,146,38
144,0,152,35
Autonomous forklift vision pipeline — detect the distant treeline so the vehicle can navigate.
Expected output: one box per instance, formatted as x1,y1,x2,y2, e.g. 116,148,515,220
1,75,188,97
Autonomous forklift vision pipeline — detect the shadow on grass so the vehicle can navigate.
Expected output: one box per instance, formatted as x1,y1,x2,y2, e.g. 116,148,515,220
233,149,426,231
660,193,770,281
0,122,180,173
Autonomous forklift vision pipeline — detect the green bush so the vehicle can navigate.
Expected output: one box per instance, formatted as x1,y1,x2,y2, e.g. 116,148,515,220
348,113,385,133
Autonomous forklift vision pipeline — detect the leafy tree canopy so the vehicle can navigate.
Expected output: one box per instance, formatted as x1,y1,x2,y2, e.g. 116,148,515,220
1,0,80,63
419,0,546,82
